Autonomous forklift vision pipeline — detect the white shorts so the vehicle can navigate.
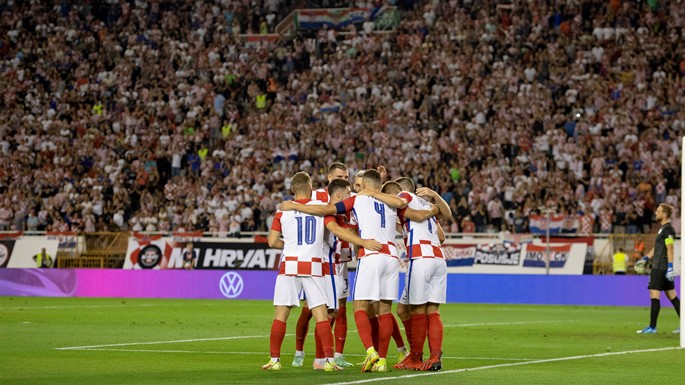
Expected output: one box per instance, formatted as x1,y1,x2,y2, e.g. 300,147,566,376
323,272,337,310
399,258,447,305
335,263,350,300
273,275,329,309
352,255,399,302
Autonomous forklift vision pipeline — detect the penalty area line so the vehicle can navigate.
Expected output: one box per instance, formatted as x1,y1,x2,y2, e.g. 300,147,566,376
322,346,684,385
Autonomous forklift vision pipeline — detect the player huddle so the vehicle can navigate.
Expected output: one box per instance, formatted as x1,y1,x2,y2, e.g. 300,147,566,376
262,163,451,373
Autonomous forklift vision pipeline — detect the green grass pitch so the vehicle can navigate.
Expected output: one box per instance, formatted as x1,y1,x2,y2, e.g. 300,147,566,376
1,297,683,384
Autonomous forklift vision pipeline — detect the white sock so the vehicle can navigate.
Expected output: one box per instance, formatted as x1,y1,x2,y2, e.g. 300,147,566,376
334,352,343,359
398,346,407,353
295,350,304,357
314,358,325,366
271,357,280,362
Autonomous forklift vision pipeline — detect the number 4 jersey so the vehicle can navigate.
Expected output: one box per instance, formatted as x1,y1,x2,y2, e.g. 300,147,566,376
335,195,398,259
272,199,336,277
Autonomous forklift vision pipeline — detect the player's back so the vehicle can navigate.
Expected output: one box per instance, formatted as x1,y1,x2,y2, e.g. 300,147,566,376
400,192,443,258
350,195,397,258
278,200,326,275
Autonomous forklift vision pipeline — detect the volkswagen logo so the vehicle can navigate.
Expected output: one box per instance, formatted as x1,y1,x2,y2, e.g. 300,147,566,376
219,272,244,298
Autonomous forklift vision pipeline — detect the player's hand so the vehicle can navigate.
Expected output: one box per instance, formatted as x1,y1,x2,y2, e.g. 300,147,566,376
634,256,649,274
279,201,299,211
361,239,382,251
666,263,675,282
416,187,438,199
377,166,387,182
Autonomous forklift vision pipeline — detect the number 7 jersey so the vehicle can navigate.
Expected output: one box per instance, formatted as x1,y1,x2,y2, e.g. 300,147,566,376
271,199,335,276
335,195,398,259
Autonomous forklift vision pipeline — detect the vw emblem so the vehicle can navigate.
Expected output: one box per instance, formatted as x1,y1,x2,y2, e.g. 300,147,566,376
219,272,244,298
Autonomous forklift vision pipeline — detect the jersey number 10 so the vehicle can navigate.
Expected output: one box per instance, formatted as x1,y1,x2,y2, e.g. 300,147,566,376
295,216,317,245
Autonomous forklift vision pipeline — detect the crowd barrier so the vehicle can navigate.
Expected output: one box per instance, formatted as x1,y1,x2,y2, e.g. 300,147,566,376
0,268,679,308
0,232,680,275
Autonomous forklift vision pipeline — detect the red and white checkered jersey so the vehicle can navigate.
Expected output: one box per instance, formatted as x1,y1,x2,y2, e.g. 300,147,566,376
271,199,335,277
312,188,330,202
397,192,443,259
315,188,356,262
335,195,398,259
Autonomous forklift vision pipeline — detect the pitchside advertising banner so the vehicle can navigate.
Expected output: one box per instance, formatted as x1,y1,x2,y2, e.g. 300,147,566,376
123,233,280,270
439,239,586,274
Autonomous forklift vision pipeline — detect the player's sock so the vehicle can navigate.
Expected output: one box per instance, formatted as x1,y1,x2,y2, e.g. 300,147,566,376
427,312,443,359
295,307,312,352
390,313,406,349
315,320,335,359
650,298,660,329
370,316,380,350
410,314,427,357
402,317,413,348
354,310,375,350
314,323,325,359
378,313,393,359
670,297,680,317
335,306,347,354
270,319,287,359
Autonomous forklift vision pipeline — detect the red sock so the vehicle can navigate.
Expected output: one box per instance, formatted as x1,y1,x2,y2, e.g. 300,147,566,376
410,314,427,357
427,312,443,359
315,320,334,358
270,319,287,358
335,306,347,354
354,310,374,350
314,322,325,358
402,318,412,349
295,307,312,351
369,316,380,350
390,314,405,349
378,314,393,359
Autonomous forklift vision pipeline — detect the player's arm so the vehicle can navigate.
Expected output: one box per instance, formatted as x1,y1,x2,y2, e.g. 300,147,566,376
279,201,337,216
416,187,452,218
402,205,440,222
437,222,446,244
360,190,408,209
267,229,284,249
325,219,382,251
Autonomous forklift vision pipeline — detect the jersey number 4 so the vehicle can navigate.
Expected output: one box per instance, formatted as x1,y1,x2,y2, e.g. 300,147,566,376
295,216,317,245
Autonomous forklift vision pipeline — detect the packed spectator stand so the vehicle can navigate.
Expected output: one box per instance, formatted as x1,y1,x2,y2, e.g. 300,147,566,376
0,0,684,239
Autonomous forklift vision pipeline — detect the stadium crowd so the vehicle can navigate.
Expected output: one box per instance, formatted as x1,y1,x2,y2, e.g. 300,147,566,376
0,0,684,236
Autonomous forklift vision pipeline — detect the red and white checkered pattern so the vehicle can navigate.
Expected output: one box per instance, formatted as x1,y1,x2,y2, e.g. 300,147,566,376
398,192,444,260
358,241,398,259
271,199,329,277
407,239,444,259
278,256,324,276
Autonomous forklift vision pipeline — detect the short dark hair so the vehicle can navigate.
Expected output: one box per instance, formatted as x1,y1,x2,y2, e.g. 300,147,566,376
291,172,312,194
381,181,402,195
395,177,415,193
362,169,382,188
328,162,348,175
328,178,351,196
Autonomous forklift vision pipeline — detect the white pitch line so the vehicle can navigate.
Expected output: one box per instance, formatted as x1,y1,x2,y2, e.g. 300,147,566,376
443,320,563,328
56,320,557,351
323,346,684,385
65,348,533,361
56,334,293,351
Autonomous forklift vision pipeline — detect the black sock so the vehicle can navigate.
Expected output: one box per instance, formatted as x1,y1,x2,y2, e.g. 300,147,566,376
650,298,660,328
670,297,680,318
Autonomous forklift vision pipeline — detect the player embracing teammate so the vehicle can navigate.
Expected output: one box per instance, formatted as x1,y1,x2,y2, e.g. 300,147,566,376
276,167,447,373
